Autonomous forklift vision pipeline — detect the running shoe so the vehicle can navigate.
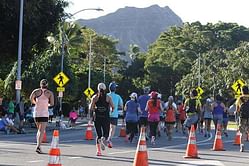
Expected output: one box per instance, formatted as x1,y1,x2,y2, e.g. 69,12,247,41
240,144,245,152
151,136,156,145
100,137,106,151
96,151,102,156
35,147,42,154
107,140,113,148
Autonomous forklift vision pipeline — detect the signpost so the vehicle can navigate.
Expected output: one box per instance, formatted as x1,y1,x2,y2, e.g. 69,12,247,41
53,71,70,125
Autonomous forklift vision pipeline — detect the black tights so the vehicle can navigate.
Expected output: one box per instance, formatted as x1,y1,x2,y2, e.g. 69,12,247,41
149,121,159,138
94,117,110,144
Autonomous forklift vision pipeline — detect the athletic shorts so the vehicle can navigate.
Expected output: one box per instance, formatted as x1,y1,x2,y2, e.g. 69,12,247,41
110,117,118,125
34,117,48,123
184,114,198,128
139,117,148,126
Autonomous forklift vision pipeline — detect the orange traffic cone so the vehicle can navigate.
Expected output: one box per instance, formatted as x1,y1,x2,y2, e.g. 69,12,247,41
42,130,48,143
212,124,225,151
48,130,62,166
85,121,94,140
119,124,126,137
133,127,148,166
184,125,200,159
233,129,241,145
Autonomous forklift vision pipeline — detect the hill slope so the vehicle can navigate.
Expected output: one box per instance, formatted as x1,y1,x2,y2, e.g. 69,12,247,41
77,5,183,52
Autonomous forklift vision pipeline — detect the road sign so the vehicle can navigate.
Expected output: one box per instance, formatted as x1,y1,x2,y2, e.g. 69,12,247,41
15,80,22,90
84,87,95,99
53,72,69,87
57,87,65,92
231,79,245,95
196,86,204,96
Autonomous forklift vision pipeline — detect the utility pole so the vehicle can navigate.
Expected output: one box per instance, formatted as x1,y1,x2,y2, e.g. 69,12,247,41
16,0,24,104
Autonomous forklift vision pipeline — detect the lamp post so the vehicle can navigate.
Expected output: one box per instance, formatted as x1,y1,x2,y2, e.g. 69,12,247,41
60,8,103,74
88,35,92,88
16,0,24,104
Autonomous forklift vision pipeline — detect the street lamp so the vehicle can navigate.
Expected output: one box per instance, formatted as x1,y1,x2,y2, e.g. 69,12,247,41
16,0,24,104
59,8,103,117
60,8,104,73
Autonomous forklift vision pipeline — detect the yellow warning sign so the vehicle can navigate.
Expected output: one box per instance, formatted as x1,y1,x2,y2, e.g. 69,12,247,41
57,87,65,92
84,87,95,99
53,72,69,87
196,86,204,97
231,79,246,95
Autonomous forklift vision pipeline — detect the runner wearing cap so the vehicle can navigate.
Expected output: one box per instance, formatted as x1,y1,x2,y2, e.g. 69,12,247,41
89,83,114,156
107,82,123,148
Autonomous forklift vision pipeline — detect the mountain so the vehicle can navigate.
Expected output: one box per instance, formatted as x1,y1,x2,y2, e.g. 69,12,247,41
77,5,183,53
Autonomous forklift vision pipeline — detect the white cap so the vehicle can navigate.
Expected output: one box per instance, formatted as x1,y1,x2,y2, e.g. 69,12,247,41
130,92,138,99
97,83,106,91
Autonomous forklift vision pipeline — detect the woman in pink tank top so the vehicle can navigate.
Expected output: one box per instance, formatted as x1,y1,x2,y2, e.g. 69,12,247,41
30,79,54,154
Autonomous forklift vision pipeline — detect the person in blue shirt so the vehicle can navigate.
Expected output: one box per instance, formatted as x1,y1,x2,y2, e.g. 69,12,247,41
107,82,123,148
138,87,150,138
124,92,141,143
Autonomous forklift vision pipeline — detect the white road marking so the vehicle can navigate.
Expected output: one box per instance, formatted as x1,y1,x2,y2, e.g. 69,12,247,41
177,160,225,166
68,157,83,159
27,160,44,163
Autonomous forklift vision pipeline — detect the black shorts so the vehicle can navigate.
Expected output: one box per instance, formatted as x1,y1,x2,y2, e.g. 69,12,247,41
139,117,148,126
34,117,48,123
110,117,118,125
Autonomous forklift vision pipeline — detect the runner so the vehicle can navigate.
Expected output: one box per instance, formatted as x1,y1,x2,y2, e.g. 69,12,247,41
89,83,114,156
203,98,213,137
177,100,186,135
211,95,225,133
107,82,123,148
157,93,164,137
236,85,249,152
145,91,164,145
124,92,141,143
30,79,54,154
183,89,201,135
164,96,177,141
138,87,150,139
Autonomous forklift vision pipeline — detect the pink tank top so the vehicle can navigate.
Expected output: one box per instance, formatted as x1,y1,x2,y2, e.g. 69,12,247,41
34,89,49,117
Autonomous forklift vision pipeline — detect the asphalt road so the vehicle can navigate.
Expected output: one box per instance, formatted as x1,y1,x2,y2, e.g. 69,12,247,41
0,124,249,166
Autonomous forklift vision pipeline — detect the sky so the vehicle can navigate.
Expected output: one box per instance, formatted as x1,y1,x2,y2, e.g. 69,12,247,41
65,0,249,27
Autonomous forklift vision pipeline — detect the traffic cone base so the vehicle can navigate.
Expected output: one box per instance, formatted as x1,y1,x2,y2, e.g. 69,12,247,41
212,125,225,151
133,127,148,166
233,130,241,145
184,125,200,159
85,123,94,140
119,127,126,137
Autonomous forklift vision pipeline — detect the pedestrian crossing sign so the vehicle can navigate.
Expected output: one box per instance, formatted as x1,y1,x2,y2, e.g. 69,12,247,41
196,86,204,97
84,87,95,99
232,79,245,95
53,71,70,87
